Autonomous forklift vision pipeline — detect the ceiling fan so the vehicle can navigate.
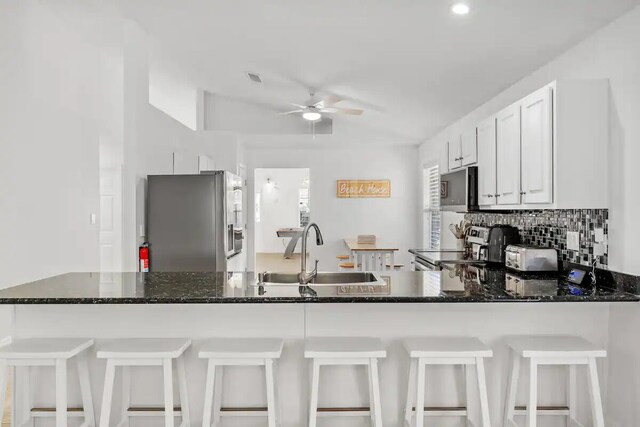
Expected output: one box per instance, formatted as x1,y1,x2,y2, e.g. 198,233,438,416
278,92,364,121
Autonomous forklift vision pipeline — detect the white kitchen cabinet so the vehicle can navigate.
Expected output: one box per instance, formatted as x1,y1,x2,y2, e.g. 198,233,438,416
460,129,477,166
496,103,521,205
439,141,450,174
521,86,553,204
477,117,497,206
448,140,462,170
448,129,477,170
474,79,608,210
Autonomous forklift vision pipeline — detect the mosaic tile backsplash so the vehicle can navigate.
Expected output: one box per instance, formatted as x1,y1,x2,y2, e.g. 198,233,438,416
464,209,609,268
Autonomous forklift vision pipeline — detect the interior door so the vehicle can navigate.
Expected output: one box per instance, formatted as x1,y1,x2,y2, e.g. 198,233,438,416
460,128,477,166
496,103,521,205
448,139,462,170
477,117,497,206
521,86,553,204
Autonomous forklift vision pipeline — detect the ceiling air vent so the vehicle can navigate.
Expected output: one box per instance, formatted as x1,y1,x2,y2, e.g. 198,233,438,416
247,72,262,83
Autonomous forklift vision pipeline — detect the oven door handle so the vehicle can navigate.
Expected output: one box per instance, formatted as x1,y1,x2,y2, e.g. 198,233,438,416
413,257,438,271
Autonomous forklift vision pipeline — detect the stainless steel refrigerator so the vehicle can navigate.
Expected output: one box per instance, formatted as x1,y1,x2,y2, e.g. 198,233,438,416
146,171,245,272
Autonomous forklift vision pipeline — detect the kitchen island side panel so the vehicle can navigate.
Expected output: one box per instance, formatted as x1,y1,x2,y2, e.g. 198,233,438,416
12,303,611,427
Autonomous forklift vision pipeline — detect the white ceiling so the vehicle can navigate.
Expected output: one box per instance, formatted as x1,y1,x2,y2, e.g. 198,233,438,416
109,0,640,144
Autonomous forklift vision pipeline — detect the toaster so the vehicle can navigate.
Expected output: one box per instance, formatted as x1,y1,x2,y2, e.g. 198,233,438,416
505,245,558,272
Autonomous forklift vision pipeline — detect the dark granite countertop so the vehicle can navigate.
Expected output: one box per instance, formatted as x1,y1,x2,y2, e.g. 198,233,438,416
0,267,637,304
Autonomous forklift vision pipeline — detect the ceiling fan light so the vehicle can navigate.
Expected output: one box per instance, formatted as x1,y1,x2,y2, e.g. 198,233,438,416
451,3,470,15
302,111,322,121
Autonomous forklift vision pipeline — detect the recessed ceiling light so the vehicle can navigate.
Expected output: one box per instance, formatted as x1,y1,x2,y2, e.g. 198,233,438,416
451,3,470,15
302,111,322,121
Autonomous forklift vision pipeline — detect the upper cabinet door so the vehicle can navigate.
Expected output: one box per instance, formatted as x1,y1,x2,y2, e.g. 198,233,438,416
477,117,497,206
496,104,521,205
521,87,553,204
448,139,462,170
460,128,477,166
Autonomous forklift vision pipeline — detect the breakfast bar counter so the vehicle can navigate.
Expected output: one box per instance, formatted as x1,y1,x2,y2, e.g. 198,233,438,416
0,269,637,304
1,269,638,427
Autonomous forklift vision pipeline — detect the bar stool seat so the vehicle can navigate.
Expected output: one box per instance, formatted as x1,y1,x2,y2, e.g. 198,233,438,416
503,335,606,427
199,338,284,427
97,338,191,427
403,337,493,427
305,337,387,427
0,337,95,427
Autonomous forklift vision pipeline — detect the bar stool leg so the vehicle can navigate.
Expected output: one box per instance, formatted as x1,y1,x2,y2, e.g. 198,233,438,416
16,366,33,427
0,361,7,424
527,359,538,427
503,350,520,427
369,358,383,427
202,360,216,427
212,365,224,426
99,360,116,427
404,358,417,426
273,362,282,425
162,358,175,427
475,357,491,427
464,364,476,426
55,359,68,427
368,365,375,425
265,359,277,427
177,356,191,425
309,359,320,427
119,366,131,427
77,353,96,427
567,364,577,426
586,358,605,427
415,359,426,427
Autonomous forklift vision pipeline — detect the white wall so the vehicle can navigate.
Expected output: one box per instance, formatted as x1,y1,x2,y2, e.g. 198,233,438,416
418,6,640,425
149,65,198,131
0,1,105,288
116,24,245,270
254,168,309,253
245,145,420,270
420,5,640,276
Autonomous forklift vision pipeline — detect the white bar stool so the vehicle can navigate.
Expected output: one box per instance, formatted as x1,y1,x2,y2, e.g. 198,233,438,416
97,338,191,427
503,335,606,427
0,337,95,427
199,338,284,427
305,337,387,427
403,337,493,427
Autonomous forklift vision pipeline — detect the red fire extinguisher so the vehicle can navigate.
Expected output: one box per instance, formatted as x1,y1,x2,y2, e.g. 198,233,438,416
139,242,150,272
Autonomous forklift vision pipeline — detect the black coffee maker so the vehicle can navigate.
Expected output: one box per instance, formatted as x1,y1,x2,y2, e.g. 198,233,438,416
465,225,520,264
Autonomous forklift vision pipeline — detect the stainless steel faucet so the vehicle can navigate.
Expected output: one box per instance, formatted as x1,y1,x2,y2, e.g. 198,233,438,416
298,223,323,296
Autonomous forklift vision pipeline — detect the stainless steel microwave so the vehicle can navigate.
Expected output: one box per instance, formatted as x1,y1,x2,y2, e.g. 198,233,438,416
440,166,478,212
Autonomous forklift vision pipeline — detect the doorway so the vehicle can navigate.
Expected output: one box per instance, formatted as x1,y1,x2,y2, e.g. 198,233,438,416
254,168,310,272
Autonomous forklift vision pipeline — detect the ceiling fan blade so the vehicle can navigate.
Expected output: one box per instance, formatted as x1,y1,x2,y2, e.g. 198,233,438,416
320,107,364,116
313,93,343,109
277,109,303,115
290,103,308,109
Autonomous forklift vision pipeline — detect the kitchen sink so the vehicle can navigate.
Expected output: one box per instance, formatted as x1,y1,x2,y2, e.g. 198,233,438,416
257,272,385,286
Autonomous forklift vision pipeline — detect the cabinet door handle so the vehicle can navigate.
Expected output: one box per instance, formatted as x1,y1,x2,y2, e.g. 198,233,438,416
495,194,501,198
520,191,527,195
483,194,494,198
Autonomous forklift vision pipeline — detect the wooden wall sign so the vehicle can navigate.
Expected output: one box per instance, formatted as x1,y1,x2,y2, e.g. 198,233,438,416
336,180,391,198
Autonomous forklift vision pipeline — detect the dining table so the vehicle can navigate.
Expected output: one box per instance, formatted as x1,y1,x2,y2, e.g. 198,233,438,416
343,238,400,271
